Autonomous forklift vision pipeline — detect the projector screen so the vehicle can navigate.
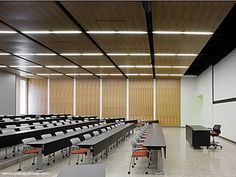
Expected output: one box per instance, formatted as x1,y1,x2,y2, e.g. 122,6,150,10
214,49,236,101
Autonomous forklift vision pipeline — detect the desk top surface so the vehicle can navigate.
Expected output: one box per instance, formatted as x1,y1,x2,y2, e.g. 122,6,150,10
143,124,166,148
57,164,105,177
78,123,134,146
186,125,211,131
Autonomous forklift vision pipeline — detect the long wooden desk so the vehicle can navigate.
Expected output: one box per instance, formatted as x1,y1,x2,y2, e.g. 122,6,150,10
0,117,68,128
0,120,98,149
28,123,115,171
78,123,136,162
143,124,166,175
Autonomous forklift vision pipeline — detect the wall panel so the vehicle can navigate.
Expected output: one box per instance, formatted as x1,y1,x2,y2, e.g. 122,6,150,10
76,79,100,116
156,79,180,126
102,79,126,117
129,79,153,120
50,78,73,114
28,78,47,114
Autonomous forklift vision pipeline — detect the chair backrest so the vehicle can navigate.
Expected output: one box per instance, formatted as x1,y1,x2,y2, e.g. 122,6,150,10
66,129,74,133
75,127,82,131
55,131,64,136
94,124,99,127
107,127,112,131
111,125,115,129
70,137,81,145
22,137,36,145
88,125,93,128
213,124,221,134
1,129,15,134
83,134,92,140
41,134,52,139
35,125,44,129
6,125,17,128
43,121,50,124
93,131,100,136
101,128,106,133
82,126,88,129
33,122,40,125
20,127,31,131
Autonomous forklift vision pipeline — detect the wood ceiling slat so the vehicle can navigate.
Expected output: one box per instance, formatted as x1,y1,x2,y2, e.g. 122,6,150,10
155,57,194,66
67,56,113,66
0,2,78,30
62,2,146,31
112,57,151,65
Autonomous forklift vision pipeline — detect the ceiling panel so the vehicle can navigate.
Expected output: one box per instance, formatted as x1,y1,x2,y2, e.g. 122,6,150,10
112,56,151,65
0,68,41,78
156,68,187,74
153,2,234,31
87,68,121,74
0,55,39,66
67,56,113,66
27,34,99,53
49,68,87,74
91,35,149,53
0,2,78,30
122,68,152,74
155,57,194,66
63,2,146,31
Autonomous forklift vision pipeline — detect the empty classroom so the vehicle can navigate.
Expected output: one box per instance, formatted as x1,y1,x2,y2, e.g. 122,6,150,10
0,1,236,177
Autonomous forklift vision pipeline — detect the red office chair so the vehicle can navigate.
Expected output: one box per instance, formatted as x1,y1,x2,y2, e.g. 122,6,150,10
209,124,222,149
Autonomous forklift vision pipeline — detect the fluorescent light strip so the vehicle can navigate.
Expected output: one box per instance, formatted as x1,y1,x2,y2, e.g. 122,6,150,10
22,31,82,34
61,53,103,56
153,31,213,35
14,53,56,56
107,53,150,56
0,53,11,56
96,73,123,76
126,73,152,76
66,73,93,76
46,65,79,68
10,65,43,68
37,73,63,76
82,65,115,68
119,65,152,68
0,65,7,68
87,31,147,34
156,74,183,77
0,31,17,34
155,53,197,57
20,73,34,76
156,66,189,69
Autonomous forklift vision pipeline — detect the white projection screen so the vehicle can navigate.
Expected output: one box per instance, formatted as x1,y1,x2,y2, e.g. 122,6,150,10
214,49,236,101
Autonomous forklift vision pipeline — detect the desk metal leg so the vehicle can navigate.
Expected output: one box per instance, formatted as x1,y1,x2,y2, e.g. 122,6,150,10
155,149,164,175
36,147,44,173
86,149,92,164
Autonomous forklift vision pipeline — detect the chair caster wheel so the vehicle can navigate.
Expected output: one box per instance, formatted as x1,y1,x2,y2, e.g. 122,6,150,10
145,172,148,174
132,166,134,168
32,163,35,165
134,163,136,165
76,162,78,165
4,157,7,159
13,154,15,157
63,156,65,158
18,169,21,171
47,163,50,166
53,160,55,162
128,171,130,174
81,160,83,162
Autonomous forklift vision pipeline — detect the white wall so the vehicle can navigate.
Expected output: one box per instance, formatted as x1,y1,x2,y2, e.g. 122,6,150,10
181,49,236,142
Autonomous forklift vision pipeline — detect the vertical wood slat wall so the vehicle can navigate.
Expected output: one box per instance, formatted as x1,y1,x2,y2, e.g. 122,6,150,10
102,79,126,117
156,79,180,126
76,79,100,116
28,78,181,126
129,79,153,120
50,78,74,114
28,79,48,114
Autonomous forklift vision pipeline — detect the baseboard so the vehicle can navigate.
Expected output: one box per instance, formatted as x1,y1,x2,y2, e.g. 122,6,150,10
0,155,32,170
219,135,236,144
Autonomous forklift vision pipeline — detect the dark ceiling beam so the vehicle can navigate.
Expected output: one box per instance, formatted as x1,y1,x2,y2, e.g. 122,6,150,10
56,2,128,79
0,19,100,79
185,4,236,76
0,48,73,79
142,1,156,79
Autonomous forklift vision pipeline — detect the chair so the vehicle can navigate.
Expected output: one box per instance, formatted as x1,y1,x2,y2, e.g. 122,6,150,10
88,125,93,128
66,129,75,133
55,131,67,157
68,138,88,165
92,131,100,136
83,134,92,140
18,137,38,171
101,128,106,133
40,134,55,165
209,124,222,149
128,139,150,174
1,129,16,158
82,126,88,130
75,127,82,131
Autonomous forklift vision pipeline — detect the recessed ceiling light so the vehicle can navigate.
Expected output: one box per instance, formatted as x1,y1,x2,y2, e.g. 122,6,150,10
129,53,150,56
10,65,43,68
82,65,115,68
46,65,79,68
156,66,189,69
60,53,103,56
126,74,139,76
37,73,63,76
107,53,129,56
119,65,152,68
96,74,109,76
20,73,34,76
126,73,152,76
65,74,79,76
0,53,11,55
14,53,56,56
87,31,147,34
155,53,197,57
156,74,183,77
0,31,17,34
139,74,152,76
153,31,213,35
22,31,82,34
78,73,93,76
109,74,123,76
0,65,7,68
107,53,149,56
